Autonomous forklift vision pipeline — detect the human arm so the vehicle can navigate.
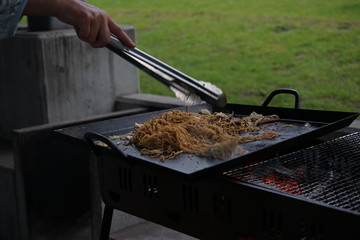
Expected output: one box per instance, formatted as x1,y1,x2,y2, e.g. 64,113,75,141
23,0,135,48
7,0,135,48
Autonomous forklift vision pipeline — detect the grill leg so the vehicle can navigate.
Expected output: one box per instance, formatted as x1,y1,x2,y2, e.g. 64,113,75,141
100,205,113,240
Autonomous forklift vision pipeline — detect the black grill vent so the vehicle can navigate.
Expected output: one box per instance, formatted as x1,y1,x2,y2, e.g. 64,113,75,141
213,194,231,221
182,184,199,212
119,166,132,192
262,208,283,232
300,219,325,240
143,173,158,199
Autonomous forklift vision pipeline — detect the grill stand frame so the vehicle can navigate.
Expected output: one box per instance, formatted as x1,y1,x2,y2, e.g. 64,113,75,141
100,206,114,240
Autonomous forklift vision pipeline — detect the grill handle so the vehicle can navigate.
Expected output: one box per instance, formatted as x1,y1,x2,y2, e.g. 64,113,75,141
262,89,301,109
85,132,128,158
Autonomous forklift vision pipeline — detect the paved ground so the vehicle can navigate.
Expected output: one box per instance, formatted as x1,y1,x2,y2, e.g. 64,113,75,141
110,221,198,240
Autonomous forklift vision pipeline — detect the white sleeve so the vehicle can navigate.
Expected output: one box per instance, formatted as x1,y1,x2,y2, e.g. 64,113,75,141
0,0,29,39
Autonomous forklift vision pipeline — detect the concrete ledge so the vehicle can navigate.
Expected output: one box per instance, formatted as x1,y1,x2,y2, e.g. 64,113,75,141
115,93,186,111
349,119,360,129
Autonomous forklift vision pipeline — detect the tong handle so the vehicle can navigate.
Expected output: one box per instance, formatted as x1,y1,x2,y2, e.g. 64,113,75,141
107,37,173,87
107,36,226,107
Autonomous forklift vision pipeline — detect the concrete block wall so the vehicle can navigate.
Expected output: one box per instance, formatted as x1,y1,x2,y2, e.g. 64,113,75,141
0,26,139,139
0,26,144,239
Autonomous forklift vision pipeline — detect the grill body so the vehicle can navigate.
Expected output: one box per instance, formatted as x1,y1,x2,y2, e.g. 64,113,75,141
55,99,359,239
95,133,360,240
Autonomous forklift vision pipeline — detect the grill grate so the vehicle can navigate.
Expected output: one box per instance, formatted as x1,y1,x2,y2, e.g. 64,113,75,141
224,132,360,213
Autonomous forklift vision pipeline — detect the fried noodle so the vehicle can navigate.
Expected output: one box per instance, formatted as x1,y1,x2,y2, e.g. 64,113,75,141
126,110,280,161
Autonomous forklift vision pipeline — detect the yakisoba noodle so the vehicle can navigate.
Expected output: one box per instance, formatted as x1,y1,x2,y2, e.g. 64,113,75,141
127,110,280,161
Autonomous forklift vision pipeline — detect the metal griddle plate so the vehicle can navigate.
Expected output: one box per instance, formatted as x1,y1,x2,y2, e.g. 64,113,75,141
56,103,359,177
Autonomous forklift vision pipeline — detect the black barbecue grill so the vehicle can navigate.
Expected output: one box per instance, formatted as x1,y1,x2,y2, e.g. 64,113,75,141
56,100,359,240
55,38,359,239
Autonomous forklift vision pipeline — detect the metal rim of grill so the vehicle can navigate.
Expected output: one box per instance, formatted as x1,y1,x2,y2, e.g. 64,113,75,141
224,132,360,213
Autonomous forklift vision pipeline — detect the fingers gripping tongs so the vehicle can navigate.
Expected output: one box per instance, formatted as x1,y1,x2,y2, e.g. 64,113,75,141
107,36,227,107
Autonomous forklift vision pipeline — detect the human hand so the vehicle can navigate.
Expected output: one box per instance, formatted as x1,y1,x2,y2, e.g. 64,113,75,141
24,0,136,48
56,0,135,48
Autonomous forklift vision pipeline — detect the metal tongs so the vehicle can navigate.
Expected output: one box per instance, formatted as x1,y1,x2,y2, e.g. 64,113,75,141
107,36,227,107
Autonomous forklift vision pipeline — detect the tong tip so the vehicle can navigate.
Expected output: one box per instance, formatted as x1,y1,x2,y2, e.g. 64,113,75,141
214,92,227,108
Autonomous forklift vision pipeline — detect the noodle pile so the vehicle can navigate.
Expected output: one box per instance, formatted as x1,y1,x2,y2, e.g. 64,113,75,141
126,110,280,161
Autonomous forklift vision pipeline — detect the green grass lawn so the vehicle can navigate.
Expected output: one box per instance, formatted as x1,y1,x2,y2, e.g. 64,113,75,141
89,0,359,112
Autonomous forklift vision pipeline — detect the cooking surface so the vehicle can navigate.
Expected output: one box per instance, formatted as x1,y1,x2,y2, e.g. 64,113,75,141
225,132,360,214
57,103,359,177
108,118,320,175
